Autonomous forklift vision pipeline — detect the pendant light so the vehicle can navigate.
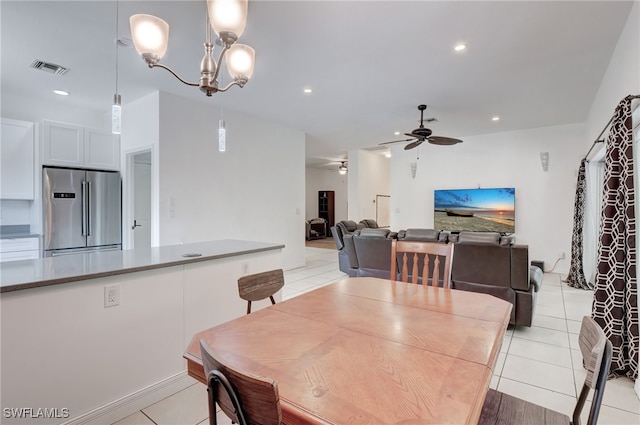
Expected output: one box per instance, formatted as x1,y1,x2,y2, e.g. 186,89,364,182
112,0,122,135
219,110,226,152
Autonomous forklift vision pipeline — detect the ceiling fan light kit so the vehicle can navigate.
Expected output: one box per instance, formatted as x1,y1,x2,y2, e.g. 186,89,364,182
338,161,348,175
380,104,463,150
129,0,255,97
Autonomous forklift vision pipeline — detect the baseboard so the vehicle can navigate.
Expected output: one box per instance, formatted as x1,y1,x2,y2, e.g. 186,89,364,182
61,371,196,425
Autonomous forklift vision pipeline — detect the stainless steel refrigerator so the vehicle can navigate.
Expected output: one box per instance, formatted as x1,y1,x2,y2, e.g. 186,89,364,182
43,167,122,256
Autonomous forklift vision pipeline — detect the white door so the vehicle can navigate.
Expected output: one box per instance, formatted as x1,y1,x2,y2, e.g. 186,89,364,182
132,152,151,249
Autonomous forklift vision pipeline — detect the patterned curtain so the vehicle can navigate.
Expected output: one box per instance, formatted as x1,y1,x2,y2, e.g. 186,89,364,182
592,96,638,380
565,158,591,289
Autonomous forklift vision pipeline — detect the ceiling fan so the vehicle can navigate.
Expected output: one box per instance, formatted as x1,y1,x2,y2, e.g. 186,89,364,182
379,105,463,150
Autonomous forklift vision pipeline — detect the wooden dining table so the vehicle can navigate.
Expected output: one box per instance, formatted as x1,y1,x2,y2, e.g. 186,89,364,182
184,277,512,424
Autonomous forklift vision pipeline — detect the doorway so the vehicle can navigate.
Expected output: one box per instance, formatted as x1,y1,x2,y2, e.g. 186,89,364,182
127,150,152,249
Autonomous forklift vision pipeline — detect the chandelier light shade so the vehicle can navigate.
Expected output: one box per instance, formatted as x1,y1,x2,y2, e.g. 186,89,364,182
208,0,248,41
129,0,254,97
226,44,255,81
129,14,169,65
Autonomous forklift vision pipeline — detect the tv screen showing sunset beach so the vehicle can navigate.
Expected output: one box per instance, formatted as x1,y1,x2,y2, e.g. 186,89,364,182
434,187,515,233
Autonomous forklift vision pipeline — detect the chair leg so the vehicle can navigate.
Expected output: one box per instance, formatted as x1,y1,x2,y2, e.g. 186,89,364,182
207,383,217,425
269,295,276,305
246,301,251,315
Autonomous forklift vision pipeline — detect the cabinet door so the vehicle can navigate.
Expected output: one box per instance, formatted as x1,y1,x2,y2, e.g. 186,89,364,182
84,128,120,170
1,119,34,199
42,120,83,167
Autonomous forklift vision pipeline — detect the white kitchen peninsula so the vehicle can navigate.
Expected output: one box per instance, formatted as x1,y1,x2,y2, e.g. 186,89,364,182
0,240,284,425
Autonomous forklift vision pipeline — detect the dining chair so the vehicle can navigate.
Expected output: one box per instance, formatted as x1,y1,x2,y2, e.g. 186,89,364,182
479,316,612,425
237,269,285,315
390,240,454,287
200,340,282,425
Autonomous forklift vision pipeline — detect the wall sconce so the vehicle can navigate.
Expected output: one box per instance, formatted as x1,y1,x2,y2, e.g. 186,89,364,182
540,152,549,171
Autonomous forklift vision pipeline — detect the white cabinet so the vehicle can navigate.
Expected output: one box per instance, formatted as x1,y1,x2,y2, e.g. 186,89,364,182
1,118,35,200
42,120,120,170
42,121,83,167
0,237,40,262
84,127,120,170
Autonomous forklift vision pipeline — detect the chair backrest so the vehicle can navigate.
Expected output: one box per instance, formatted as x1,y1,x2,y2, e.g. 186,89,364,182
200,340,281,425
237,269,285,314
573,316,613,425
390,240,454,288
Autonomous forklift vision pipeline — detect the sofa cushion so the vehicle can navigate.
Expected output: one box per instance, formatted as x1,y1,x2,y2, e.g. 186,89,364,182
400,228,441,242
337,220,359,234
457,231,501,245
357,228,391,238
451,243,511,287
359,219,379,228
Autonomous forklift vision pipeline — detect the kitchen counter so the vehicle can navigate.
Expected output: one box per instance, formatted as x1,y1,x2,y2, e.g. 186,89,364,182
1,238,284,424
0,239,284,292
0,224,40,239
0,233,40,239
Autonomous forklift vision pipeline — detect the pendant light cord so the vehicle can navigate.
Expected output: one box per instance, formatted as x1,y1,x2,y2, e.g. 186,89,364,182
115,0,119,95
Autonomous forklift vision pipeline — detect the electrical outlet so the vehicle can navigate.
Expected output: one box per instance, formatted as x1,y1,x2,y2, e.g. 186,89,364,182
104,285,120,308
559,252,566,260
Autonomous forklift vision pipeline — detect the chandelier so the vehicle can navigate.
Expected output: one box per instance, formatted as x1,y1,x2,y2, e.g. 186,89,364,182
129,0,255,96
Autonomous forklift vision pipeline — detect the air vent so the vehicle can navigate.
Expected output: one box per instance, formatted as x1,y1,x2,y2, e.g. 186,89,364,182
29,60,70,76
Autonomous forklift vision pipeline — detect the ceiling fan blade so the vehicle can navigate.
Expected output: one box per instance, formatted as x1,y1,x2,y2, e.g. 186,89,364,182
379,138,414,146
404,132,419,138
428,136,463,146
404,140,424,150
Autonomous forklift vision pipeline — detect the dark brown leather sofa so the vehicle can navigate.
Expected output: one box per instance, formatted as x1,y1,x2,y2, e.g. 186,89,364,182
341,228,439,278
330,226,542,327
450,232,542,327
330,220,364,276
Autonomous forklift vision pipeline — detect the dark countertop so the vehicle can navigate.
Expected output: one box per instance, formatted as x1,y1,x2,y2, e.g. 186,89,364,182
0,234,40,239
0,239,284,293
0,224,40,239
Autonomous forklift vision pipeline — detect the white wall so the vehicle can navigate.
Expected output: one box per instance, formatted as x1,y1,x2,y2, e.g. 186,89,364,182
390,123,585,274
158,92,306,270
121,92,161,248
305,167,348,223
347,150,390,222
583,1,640,144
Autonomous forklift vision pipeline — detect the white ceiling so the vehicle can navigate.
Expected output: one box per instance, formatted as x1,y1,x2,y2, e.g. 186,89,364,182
1,1,634,169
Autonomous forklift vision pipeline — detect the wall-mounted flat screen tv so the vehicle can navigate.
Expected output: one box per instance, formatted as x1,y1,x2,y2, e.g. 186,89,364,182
434,187,515,233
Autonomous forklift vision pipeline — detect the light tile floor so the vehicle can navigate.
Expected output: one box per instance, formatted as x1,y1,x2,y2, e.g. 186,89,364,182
114,247,640,425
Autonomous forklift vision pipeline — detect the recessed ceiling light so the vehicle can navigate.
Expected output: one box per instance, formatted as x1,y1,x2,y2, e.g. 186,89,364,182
53,89,69,96
303,88,313,94
492,116,500,121
454,43,467,52
394,131,400,135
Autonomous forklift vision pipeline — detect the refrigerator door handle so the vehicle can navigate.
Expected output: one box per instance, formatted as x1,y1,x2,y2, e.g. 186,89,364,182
87,181,92,236
81,181,88,236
